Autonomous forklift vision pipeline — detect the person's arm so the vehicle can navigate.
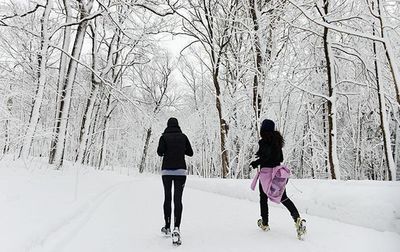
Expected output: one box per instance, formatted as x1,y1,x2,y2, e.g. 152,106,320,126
251,144,273,168
250,142,262,168
250,159,260,168
157,136,166,156
185,136,194,157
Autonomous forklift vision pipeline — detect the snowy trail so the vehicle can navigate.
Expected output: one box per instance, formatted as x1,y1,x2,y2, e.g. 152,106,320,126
31,177,400,252
28,180,133,252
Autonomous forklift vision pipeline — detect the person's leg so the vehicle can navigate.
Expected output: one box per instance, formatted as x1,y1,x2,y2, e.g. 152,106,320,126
280,190,300,222
259,183,269,225
173,176,187,228
162,176,173,229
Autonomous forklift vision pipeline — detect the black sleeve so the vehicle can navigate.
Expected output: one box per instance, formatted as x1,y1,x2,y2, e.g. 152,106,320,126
251,159,260,168
157,136,166,157
185,135,193,157
254,144,272,165
251,143,262,167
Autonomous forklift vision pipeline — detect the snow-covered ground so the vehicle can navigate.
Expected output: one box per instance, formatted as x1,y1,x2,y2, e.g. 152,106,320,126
0,158,400,252
189,176,400,234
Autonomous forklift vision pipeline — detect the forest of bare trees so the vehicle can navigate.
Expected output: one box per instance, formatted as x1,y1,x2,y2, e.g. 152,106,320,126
0,0,399,180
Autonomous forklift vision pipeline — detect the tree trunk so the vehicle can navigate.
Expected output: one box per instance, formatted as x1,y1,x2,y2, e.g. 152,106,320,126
3,120,9,154
85,100,101,166
395,119,400,180
3,97,12,154
76,22,100,164
20,0,52,158
321,99,329,176
3,120,10,154
354,104,362,179
306,104,315,178
248,0,263,120
49,0,72,164
139,128,152,173
322,0,340,180
50,0,94,168
98,94,112,170
213,71,229,178
372,1,396,180
375,0,400,106
299,120,307,178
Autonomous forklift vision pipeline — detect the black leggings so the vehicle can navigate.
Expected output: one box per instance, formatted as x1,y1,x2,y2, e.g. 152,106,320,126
259,182,299,225
162,175,187,229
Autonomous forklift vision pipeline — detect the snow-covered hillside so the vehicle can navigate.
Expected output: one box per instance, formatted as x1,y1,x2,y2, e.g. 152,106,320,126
0,159,399,252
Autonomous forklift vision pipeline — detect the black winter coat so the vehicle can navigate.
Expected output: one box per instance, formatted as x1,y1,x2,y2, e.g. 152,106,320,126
157,125,193,170
251,139,283,168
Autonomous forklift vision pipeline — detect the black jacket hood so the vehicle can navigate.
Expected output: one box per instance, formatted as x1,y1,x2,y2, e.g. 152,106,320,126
164,117,181,134
167,117,179,127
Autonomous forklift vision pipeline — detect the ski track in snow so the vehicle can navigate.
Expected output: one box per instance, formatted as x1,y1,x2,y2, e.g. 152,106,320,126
22,177,400,252
26,180,134,252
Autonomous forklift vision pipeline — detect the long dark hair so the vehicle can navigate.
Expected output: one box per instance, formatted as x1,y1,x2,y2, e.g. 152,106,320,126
260,130,285,149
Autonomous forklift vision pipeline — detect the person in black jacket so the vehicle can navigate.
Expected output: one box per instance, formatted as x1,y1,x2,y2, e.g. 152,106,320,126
157,117,193,243
250,119,306,239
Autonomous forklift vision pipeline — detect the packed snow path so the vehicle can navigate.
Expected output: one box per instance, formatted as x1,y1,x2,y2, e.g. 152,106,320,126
28,177,400,252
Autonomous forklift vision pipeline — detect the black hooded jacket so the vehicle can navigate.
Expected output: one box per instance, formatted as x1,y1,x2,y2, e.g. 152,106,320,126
157,118,193,170
251,139,283,168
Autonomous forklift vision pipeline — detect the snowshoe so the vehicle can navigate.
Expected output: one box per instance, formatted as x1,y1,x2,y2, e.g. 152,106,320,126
172,227,182,246
257,219,270,231
161,226,171,236
295,218,306,240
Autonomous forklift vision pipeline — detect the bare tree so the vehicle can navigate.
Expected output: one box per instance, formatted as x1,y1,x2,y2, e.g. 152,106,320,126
166,0,238,178
134,53,174,173
19,0,52,158
319,0,340,179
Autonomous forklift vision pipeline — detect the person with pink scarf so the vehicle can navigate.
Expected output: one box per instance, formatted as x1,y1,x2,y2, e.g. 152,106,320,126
250,119,306,239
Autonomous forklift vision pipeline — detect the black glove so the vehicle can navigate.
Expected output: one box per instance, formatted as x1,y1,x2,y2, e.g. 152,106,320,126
250,161,258,169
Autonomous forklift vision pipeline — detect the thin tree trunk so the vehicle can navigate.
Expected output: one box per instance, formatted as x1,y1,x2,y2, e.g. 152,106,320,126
20,0,52,158
321,99,329,176
375,0,400,106
299,121,307,178
3,120,9,154
98,93,112,169
213,71,229,178
305,104,315,178
211,47,229,178
85,101,101,166
354,104,362,179
372,2,396,180
249,0,262,120
395,120,400,180
139,128,152,173
49,0,72,164
76,23,100,164
3,97,12,154
76,85,99,164
322,0,340,180
309,129,315,178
